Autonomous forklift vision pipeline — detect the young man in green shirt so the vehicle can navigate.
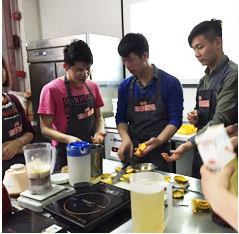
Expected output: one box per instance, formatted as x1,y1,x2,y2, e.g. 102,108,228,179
162,19,238,179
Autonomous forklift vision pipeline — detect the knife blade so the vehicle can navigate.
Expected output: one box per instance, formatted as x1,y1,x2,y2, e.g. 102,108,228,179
112,162,130,184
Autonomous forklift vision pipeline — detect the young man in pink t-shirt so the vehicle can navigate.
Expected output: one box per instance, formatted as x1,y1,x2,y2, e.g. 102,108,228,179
38,40,106,171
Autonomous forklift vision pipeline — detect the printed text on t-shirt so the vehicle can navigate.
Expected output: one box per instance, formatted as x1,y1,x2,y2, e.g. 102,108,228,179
62,94,92,115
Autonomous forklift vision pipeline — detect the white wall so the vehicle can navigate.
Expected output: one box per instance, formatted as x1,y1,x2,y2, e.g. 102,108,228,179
20,0,41,91
5,0,197,119
38,0,122,39
17,0,122,92
182,87,197,122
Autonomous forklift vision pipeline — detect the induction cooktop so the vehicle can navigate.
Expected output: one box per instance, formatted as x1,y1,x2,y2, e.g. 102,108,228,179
2,208,69,233
44,182,131,232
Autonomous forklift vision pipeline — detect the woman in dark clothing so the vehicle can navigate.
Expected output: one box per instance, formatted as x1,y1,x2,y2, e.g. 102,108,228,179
2,57,35,179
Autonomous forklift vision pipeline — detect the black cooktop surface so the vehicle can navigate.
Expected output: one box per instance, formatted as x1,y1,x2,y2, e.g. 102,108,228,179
44,182,131,232
2,208,69,233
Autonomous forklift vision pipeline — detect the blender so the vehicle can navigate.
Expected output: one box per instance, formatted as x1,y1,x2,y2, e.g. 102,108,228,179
17,142,75,212
23,142,56,195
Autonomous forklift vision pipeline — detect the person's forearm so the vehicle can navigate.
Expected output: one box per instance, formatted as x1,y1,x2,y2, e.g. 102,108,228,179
182,140,194,152
41,126,71,144
17,132,34,153
211,189,238,231
95,116,105,133
157,124,177,146
117,123,131,142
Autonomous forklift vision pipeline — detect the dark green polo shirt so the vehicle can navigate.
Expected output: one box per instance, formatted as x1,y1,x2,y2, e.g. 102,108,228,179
189,55,238,146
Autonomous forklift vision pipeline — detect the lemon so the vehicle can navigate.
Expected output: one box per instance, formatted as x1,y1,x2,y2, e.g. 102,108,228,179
101,177,112,184
119,177,126,182
115,167,122,173
164,176,171,182
126,168,134,174
91,175,102,184
122,173,135,182
110,172,117,178
174,175,189,184
172,190,184,198
101,173,111,179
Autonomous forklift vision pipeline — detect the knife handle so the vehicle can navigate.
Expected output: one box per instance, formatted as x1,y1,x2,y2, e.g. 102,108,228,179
122,161,130,169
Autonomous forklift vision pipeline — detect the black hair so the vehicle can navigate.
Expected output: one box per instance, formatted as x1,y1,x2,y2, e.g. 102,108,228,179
63,39,93,67
188,19,222,47
118,33,149,58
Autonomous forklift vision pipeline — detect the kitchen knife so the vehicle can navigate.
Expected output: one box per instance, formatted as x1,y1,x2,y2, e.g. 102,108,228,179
112,162,130,184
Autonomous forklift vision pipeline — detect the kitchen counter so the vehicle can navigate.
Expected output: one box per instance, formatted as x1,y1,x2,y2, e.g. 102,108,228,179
8,159,236,233
102,159,235,233
104,125,196,176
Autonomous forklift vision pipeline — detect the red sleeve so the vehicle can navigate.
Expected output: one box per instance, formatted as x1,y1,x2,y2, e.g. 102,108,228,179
8,94,36,137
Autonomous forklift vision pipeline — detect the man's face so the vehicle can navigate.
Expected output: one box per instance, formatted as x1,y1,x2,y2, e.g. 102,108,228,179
191,34,220,69
122,52,146,76
65,61,91,86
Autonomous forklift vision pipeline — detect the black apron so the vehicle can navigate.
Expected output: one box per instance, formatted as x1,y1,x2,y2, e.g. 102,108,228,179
2,93,25,179
54,76,95,172
127,69,170,172
192,57,230,179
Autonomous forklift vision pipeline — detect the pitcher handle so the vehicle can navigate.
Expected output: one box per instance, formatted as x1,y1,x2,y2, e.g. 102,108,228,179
50,146,56,174
163,181,173,228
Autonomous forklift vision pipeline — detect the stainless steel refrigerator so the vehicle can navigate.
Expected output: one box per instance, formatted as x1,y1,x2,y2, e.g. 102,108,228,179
26,34,123,142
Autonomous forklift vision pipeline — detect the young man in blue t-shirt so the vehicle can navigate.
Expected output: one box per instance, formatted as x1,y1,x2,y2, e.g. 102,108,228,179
116,33,184,171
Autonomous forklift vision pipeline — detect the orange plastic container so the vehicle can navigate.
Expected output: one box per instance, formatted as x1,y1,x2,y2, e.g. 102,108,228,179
177,125,197,135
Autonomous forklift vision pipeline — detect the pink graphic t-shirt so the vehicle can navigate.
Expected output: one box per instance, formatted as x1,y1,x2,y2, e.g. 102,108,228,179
38,78,104,146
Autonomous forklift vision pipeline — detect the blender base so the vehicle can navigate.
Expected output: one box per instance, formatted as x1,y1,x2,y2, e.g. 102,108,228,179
17,185,75,212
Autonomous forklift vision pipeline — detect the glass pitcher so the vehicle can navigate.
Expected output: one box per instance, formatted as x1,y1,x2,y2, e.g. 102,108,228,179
23,142,56,195
130,172,172,233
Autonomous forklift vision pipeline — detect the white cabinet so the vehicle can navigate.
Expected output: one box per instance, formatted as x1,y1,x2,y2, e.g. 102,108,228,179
104,128,122,161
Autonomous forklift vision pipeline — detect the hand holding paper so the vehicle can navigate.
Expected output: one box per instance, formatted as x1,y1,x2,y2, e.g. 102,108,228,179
195,124,236,171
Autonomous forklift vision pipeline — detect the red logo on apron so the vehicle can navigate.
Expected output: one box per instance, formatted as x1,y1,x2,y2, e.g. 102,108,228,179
77,108,94,120
199,96,210,107
134,104,156,112
9,124,22,137
199,100,210,107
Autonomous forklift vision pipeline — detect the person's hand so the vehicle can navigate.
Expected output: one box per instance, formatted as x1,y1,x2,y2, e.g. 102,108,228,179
161,143,187,162
200,164,234,203
230,136,238,149
226,124,238,138
187,110,199,126
2,140,21,161
135,137,160,157
225,124,238,148
91,131,107,144
117,140,134,161
67,136,82,144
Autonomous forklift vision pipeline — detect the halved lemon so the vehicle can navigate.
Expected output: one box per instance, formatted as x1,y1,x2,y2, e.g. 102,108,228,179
115,167,122,173
174,175,189,184
164,176,171,182
172,189,184,198
126,168,134,174
101,177,112,184
122,173,135,182
101,173,111,179
110,172,117,179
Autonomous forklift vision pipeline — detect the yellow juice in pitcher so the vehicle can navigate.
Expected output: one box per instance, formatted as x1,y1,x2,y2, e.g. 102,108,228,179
130,180,164,233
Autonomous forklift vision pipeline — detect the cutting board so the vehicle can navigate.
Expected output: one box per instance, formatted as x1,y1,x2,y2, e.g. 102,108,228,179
113,181,130,191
